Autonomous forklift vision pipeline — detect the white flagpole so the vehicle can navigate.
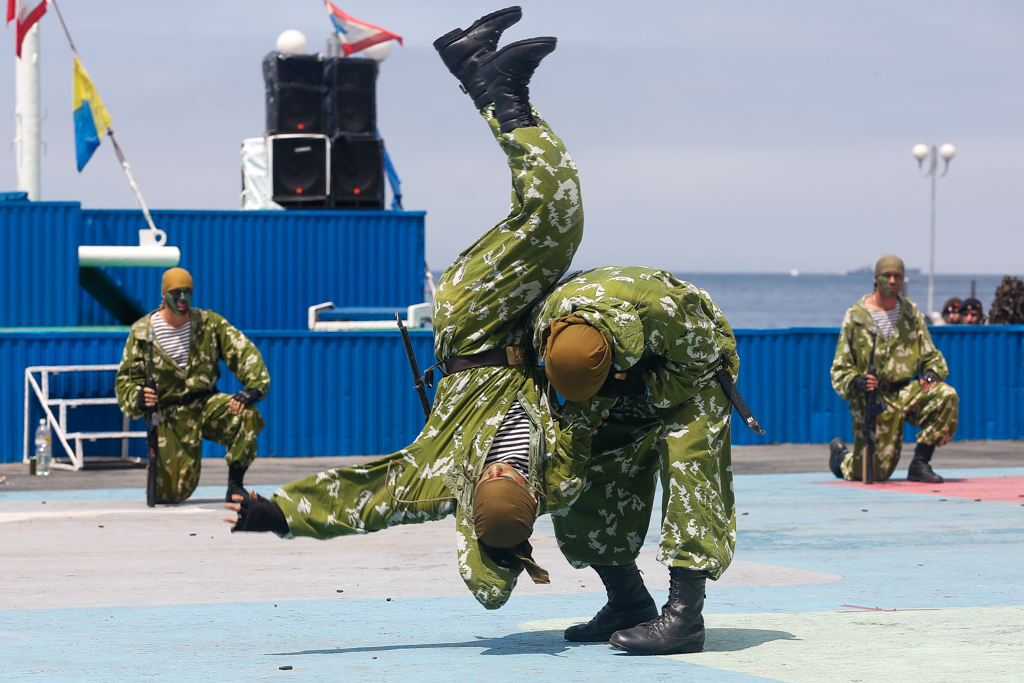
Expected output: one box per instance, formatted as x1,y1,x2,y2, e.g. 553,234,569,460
15,22,41,201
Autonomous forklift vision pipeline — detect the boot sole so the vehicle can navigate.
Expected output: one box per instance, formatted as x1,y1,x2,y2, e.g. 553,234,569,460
432,6,524,51
610,640,705,655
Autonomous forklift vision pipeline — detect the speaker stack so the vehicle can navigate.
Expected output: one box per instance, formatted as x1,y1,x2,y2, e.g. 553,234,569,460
263,52,385,210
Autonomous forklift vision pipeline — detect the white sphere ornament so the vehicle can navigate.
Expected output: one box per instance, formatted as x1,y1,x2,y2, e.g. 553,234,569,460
276,30,308,55
939,143,956,161
912,143,929,161
353,40,392,62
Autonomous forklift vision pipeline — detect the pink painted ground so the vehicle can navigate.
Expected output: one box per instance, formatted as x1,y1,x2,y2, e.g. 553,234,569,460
823,476,1024,503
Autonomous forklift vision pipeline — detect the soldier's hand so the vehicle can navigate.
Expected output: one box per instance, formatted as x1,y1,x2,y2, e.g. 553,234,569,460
229,399,244,414
919,377,936,392
223,492,251,523
142,386,158,408
864,374,878,392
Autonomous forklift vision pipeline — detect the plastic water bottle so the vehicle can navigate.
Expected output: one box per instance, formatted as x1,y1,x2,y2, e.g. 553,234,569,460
34,418,51,476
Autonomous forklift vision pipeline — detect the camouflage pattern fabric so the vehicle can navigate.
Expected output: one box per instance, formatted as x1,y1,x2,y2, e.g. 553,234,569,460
988,276,1024,325
831,294,958,481
273,105,598,610
115,308,271,503
533,267,738,579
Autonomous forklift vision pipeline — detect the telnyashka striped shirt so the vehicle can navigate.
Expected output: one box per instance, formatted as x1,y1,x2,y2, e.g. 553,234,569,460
151,313,191,368
869,303,901,339
484,399,532,476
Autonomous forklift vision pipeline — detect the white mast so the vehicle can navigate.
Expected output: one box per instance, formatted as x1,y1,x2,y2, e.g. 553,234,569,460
14,22,41,200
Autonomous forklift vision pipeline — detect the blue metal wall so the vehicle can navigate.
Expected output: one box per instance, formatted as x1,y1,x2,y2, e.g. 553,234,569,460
0,202,425,330
731,325,1024,445
78,209,426,329
1,326,1020,464
0,329,436,464
0,202,81,327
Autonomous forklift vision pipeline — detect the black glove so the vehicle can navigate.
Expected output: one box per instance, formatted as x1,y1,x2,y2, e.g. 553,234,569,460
921,369,941,384
851,375,868,393
231,491,289,535
231,388,262,407
137,379,157,412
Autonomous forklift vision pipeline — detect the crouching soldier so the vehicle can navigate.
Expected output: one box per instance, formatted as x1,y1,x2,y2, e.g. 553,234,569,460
115,267,270,503
829,255,958,483
534,266,740,655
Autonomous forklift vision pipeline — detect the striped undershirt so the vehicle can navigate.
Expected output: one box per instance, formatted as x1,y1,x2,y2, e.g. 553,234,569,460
869,302,901,339
484,399,532,476
151,313,191,368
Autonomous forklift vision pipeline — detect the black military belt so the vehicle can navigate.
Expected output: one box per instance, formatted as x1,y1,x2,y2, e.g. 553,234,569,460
161,387,218,408
877,380,909,395
441,346,536,375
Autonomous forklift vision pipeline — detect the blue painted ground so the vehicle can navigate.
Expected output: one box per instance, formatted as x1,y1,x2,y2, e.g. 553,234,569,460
2,468,1022,682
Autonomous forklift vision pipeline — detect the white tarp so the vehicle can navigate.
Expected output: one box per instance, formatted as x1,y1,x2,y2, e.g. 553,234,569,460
240,137,284,211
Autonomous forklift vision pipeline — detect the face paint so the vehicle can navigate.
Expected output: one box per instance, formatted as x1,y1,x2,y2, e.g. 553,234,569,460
876,273,902,297
164,288,192,317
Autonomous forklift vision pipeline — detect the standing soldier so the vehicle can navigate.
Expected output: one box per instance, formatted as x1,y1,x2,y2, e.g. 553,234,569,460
532,266,739,655
115,267,270,504
226,8,604,611
829,255,958,484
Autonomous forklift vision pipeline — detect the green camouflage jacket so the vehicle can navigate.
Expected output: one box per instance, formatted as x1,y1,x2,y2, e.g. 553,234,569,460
115,308,270,420
831,294,948,404
531,266,739,410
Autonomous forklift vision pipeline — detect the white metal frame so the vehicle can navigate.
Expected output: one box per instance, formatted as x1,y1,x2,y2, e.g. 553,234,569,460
307,302,432,331
23,365,145,472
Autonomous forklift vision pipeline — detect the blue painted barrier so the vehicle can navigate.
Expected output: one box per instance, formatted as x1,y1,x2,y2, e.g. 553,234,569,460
0,326,1020,464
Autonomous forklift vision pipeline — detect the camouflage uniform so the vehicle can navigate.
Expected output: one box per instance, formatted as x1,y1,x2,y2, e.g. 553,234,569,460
531,267,738,580
115,309,271,503
273,105,599,610
831,295,959,481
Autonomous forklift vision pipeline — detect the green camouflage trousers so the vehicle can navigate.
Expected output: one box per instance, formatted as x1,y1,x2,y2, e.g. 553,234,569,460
154,393,264,503
274,105,590,610
552,381,736,580
840,381,959,481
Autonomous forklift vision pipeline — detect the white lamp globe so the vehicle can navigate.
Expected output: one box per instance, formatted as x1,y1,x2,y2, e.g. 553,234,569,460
276,30,308,55
912,143,929,161
353,40,392,62
939,143,956,161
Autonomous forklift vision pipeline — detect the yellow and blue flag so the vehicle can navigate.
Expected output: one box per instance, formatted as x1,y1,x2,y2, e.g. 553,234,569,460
73,55,112,172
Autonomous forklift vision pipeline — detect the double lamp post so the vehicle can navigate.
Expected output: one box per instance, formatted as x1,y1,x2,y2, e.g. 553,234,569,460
912,142,956,316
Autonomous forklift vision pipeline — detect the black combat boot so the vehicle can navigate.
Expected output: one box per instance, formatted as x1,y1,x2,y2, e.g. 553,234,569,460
609,567,706,655
227,463,250,502
563,563,659,642
433,6,522,109
907,443,943,483
479,37,557,133
829,437,848,479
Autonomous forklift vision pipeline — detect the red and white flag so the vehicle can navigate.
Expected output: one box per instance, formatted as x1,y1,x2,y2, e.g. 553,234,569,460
324,1,402,56
7,0,47,57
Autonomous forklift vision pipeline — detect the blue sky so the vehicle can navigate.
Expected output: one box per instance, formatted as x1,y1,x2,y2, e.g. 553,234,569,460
1,1,1021,274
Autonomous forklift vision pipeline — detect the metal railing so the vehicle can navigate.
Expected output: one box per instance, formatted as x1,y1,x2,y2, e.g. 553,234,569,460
23,365,144,471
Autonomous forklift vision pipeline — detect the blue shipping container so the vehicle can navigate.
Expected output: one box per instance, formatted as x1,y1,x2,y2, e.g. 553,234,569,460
78,209,426,329
0,202,81,327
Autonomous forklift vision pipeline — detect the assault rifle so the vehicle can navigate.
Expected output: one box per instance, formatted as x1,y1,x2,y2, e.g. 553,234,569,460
145,327,159,507
396,314,432,421
862,325,887,485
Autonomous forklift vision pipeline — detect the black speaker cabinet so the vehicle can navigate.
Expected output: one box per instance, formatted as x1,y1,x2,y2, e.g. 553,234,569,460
330,135,384,210
269,135,330,209
324,57,377,136
263,53,325,134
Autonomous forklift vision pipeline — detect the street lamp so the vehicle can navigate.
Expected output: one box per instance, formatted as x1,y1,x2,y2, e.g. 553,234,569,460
913,143,956,316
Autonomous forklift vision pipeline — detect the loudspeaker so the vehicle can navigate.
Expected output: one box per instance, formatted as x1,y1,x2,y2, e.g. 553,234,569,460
323,57,378,136
263,53,325,134
330,135,384,210
269,135,330,209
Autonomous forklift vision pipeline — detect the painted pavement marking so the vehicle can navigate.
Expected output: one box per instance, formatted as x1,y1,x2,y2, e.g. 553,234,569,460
823,475,1024,503
522,605,1024,683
